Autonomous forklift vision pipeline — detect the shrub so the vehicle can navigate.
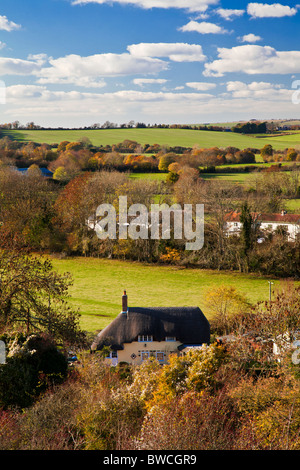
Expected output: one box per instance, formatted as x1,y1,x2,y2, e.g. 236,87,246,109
0,333,68,409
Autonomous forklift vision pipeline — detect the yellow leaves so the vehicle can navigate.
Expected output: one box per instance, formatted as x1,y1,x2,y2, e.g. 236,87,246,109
253,399,300,450
230,375,300,449
205,285,251,335
144,345,226,411
206,285,249,317
159,247,181,263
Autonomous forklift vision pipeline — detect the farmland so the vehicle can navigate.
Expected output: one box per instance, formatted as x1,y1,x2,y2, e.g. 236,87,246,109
50,256,286,333
3,127,300,151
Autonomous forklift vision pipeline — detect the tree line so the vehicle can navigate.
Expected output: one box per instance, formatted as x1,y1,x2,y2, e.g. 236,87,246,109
2,135,300,185
0,120,238,132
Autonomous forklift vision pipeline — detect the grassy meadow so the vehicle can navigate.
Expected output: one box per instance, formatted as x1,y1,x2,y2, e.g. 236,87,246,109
3,127,300,151
130,170,300,191
50,256,286,333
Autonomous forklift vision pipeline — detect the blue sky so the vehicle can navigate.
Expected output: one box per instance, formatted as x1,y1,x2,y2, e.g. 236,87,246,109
0,0,299,127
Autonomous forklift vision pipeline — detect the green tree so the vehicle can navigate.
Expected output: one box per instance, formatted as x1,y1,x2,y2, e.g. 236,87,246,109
53,166,69,182
158,153,176,172
286,148,297,162
239,202,254,271
166,171,179,184
261,144,273,160
0,249,85,347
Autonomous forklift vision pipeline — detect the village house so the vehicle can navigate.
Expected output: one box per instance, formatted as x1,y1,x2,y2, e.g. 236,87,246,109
224,211,300,242
91,291,210,366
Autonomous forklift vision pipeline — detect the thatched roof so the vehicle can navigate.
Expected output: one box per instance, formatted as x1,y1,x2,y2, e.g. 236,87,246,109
91,306,210,351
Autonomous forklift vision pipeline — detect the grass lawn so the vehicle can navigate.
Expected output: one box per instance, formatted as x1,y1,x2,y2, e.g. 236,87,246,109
129,171,265,185
50,257,286,334
3,128,300,151
200,172,259,184
129,172,167,182
285,199,300,212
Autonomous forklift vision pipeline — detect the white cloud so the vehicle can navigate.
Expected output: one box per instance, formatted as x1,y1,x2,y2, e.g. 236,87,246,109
37,76,107,88
194,12,210,19
0,42,6,50
247,3,298,18
112,89,214,102
7,85,50,100
128,43,206,62
37,53,168,86
0,15,21,31
216,8,245,20
0,57,41,76
27,53,49,65
204,45,300,77
5,85,215,109
240,33,262,43
226,80,290,101
179,20,228,34
71,0,218,12
186,81,216,91
133,78,168,86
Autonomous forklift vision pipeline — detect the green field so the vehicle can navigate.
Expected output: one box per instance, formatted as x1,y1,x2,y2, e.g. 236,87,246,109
285,199,300,211
129,172,167,182
3,128,300,151
50,257,286,334
200,173,259,184
130,170,300,188
130,171,257,184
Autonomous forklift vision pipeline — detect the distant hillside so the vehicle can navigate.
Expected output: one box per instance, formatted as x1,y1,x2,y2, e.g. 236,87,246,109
2,127,300,151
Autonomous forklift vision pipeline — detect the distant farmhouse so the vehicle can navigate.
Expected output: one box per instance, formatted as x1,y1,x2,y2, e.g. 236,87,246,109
91,291,210,366
224,211,300,242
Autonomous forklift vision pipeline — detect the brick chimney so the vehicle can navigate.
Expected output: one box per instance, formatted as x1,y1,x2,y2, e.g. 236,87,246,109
122,290,128,314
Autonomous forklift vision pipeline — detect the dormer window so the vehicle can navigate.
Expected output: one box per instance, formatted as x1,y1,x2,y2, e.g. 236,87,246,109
165,336,176,342
138,335,153,342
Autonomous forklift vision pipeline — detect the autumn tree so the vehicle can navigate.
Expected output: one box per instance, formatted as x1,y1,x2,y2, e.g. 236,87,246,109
243,282,300,358
0,168,58,250
206,286,251,335
261,144,273,160
53,171,128,255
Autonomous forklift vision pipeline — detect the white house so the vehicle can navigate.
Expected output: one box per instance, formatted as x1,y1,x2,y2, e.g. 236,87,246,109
224,211,300,242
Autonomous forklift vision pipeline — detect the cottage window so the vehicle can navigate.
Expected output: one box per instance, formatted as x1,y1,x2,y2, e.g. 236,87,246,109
138,335,153,342
106,350,118,359
141,351,150,361
156,352,164,362
165,336,176,342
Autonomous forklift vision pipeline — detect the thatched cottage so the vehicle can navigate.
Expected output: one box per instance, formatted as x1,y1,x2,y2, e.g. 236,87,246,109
91,291,210,365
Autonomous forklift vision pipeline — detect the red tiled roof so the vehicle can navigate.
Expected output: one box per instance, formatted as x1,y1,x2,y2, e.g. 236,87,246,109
225,212,300,224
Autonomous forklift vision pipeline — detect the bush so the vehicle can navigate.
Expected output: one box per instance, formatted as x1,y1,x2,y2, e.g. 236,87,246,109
0,333,68,409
